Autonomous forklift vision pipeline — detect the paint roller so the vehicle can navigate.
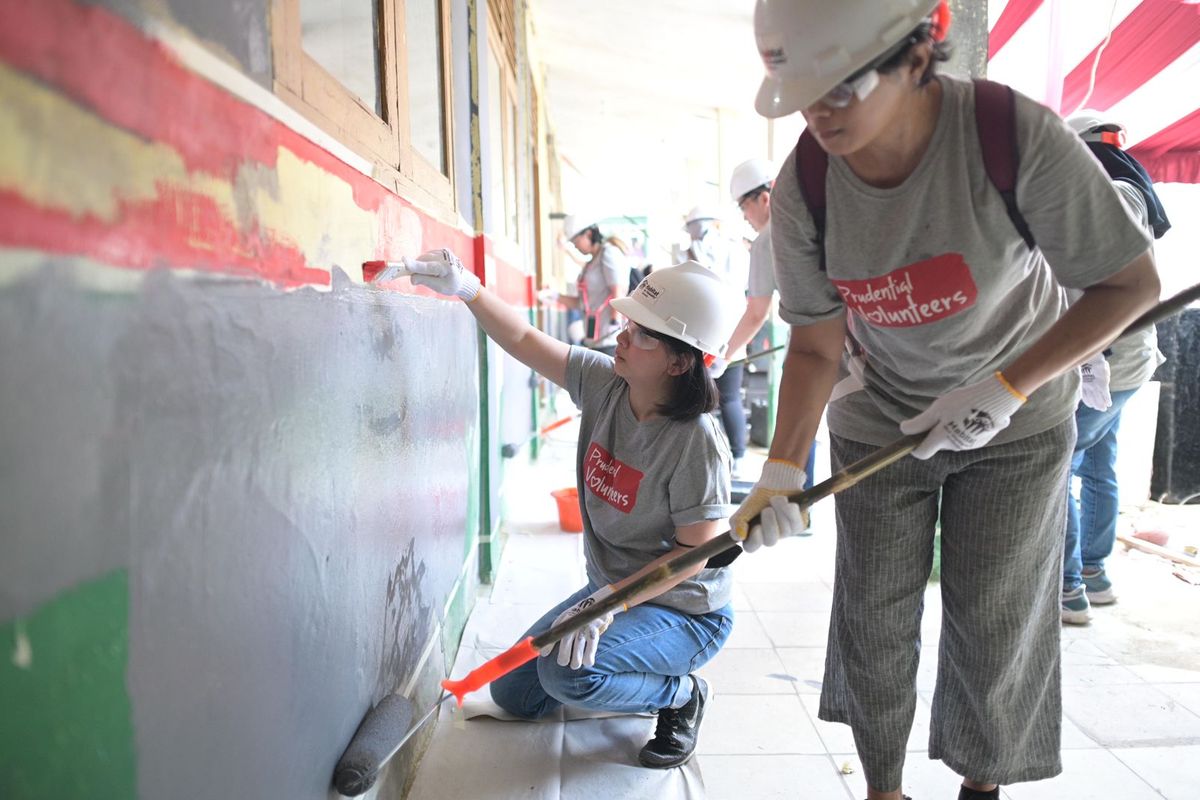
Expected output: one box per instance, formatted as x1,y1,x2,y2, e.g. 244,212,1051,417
333,281,1200,794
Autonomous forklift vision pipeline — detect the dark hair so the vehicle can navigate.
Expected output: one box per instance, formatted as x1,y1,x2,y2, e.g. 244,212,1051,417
639,326,719,421
738,185,771,206
583,226,603,246
872,22,952,87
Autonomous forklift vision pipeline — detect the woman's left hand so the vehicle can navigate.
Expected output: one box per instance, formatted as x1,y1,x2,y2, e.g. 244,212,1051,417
539,586,625,670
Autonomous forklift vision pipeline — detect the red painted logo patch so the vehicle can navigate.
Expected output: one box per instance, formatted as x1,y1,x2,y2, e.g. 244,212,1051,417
831,253,978,328
583,442,643,513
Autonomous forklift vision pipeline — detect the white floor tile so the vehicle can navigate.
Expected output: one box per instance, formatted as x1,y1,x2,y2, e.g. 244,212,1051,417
831,751,968,800
699,754,854,800
1110,744,1200,800
697,693,826,755
1002,748,1163,800
742,582,833,613
1125,661,1200,684
724,610,773,649
695,647,796,695
1063,683,1200,746
776,647,827,694
1158,683,1200,717
757,611,833,648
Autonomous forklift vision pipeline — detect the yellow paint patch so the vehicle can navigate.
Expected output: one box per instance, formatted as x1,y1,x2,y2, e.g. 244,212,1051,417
0,63,235,224
239,148,378,274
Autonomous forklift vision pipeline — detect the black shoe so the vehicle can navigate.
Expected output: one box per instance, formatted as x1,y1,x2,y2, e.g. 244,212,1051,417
638,675,710,768
959,786,1000,800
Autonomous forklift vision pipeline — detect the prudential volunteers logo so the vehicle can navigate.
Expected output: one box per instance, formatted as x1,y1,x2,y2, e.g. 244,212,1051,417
831,253,978,328
583,443,644,513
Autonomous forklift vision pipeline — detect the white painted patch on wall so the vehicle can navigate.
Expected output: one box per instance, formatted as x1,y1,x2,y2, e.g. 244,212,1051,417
12,619,32,669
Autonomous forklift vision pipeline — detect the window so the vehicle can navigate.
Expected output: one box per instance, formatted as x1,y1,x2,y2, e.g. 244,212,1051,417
272,0,454,210
486,26,520,241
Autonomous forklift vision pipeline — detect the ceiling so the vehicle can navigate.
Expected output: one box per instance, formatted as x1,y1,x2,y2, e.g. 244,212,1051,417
528,0,787,234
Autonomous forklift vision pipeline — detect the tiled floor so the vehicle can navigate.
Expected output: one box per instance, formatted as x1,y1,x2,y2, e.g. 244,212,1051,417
407,415,1200,800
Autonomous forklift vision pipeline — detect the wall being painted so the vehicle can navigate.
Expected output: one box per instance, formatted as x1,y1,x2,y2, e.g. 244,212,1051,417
0,0,533,796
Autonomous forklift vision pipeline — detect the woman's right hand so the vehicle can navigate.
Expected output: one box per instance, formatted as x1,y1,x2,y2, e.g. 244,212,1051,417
399,249,481,301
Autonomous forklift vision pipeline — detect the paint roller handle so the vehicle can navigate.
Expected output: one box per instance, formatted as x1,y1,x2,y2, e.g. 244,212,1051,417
440,637,539,706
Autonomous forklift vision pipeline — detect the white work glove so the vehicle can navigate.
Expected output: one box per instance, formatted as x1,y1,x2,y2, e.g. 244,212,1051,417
371,249,480,301
899,372,1026,460
729,460,811,553
537,287,559,305
539,585,627,670
708,357,728,380
1079,354,1112,411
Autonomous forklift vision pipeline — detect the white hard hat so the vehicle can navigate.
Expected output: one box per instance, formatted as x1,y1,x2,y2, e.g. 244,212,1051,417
684,205,719,225
611,261,741,358
730,159,777,203
1066,111,1127,147
562,214,599,240
754,0,943,118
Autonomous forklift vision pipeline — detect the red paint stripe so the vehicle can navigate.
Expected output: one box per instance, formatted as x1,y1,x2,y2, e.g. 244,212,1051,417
1060,0,1200,113
0,0,480,286
988,0,1044,59
0,189,328,287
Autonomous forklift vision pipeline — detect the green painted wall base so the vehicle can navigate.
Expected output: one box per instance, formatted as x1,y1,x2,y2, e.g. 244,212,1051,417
1,571,136,799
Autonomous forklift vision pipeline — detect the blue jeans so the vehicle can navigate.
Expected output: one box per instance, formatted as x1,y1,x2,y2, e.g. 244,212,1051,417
490,583,733,718
1062,387,1139,591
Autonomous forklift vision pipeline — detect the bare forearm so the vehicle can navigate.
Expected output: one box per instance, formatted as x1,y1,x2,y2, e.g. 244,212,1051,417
468,288,569,385
1004,252,1159,396
726,295,772,357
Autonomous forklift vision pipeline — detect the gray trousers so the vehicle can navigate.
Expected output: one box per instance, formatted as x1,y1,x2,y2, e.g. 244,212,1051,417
819,419,1075,791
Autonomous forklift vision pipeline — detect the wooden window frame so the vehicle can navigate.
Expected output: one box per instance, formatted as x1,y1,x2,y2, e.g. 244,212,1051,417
271,0,456,215
485,22,520,243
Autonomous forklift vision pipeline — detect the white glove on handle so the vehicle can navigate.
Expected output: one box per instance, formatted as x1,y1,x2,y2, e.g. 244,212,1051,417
539,585,627,670
1079,354,1112,411
898,372,1026,460
708,358,728,380
729,460,811,553
372,249,481,301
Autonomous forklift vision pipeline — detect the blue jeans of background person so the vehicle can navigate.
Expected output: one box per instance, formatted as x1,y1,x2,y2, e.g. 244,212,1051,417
491,583,733,718
1063,387,1139,592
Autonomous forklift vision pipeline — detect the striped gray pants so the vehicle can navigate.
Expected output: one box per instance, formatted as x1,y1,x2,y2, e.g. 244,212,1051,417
818,419,1075,791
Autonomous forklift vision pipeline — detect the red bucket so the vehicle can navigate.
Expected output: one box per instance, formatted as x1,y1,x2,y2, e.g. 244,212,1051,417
551,488,584,533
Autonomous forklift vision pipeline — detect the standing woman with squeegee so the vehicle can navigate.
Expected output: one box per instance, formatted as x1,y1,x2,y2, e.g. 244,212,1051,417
729,3,1159,800
377,251,741,769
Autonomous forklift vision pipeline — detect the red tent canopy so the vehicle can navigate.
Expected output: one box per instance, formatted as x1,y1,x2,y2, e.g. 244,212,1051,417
988,0,1200,183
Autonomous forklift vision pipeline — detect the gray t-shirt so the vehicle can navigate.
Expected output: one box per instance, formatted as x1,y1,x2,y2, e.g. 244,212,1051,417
578,242,627,347
566,347,733,614
748,221,777,298
771,76,1151,446
1106,181,1164,391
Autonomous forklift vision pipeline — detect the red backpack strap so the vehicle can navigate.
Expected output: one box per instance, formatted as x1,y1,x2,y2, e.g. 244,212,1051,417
795,129,829,271
973,78,1036,250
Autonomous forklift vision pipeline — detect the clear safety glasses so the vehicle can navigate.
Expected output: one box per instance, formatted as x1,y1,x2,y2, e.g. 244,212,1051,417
621,321,662,351
819,69,881,109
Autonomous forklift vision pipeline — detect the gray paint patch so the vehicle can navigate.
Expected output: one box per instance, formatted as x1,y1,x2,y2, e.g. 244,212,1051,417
0,263,478,798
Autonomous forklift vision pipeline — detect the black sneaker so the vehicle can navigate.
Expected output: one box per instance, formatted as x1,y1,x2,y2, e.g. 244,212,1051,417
638,675,710,768
959,786,1000,800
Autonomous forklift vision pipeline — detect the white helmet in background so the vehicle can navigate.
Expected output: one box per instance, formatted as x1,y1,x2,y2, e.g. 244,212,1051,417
1067,111,1127,147
562,214,599,240
684,205,719,225
611,261,741,358
754,0,943,118
730,159,777,203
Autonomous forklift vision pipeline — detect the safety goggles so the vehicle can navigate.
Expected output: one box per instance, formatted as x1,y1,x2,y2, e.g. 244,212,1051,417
621,321,662,351
819,68,881,109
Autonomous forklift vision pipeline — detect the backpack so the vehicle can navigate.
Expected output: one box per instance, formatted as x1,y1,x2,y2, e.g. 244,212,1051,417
794,79,1036,271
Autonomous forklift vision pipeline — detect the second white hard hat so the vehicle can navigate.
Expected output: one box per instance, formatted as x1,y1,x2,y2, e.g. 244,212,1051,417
611,261,741,358
1066,110,1127,147
730,159,777,203
753,0,943,118
562,214,599,240
684,205,719,225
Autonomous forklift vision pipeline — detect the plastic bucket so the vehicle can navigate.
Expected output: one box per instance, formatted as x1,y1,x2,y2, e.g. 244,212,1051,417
551,488,584,533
